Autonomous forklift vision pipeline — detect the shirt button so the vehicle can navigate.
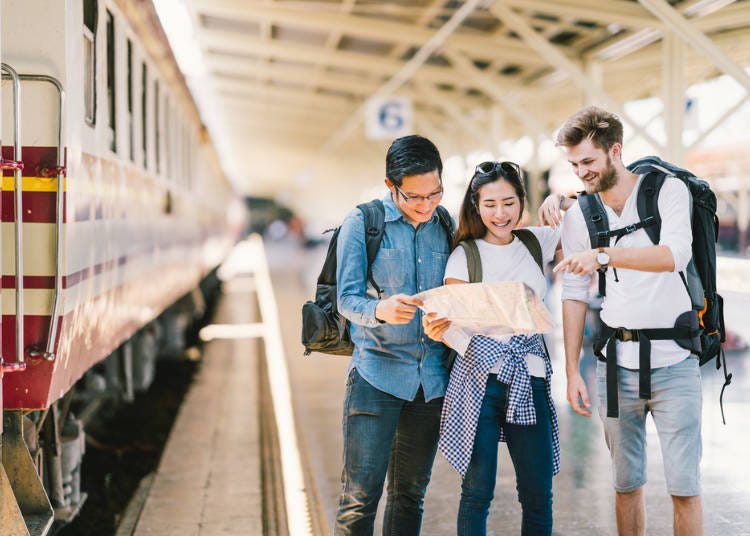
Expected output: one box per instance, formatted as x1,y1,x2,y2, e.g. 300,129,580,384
418,258,422,263
421,337,425,343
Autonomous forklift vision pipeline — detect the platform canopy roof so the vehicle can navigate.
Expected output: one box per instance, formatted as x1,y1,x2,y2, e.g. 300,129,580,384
165,0,750,201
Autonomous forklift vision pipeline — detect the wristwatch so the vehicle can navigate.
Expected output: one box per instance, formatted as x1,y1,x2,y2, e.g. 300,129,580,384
596,247,610,273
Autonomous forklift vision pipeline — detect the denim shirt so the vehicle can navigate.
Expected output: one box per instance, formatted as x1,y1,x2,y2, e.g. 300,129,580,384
336,194,452,402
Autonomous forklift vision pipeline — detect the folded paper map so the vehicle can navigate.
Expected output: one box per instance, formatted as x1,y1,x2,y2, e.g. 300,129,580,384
414,281,553,353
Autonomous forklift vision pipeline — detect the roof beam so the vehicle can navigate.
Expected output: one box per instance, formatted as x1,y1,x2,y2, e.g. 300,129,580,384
414,82,489,149
322,0,486,151
638,0,750,94
504,0,750,33
190,0,541,64
222,97,349,122
200,29,548,96
488,1,664,150
442,48,547,137
208,57,491,111
217,83,358,113
503,0,658,28
212,63,377,97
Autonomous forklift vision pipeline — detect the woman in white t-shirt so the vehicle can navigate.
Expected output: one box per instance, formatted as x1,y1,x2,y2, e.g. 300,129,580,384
426,161,560,536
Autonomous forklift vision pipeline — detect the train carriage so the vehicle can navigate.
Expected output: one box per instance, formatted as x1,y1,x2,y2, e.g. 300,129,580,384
0,0,243,533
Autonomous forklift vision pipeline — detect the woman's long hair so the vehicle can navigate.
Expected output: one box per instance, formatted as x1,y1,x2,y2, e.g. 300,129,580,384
454,161,527,247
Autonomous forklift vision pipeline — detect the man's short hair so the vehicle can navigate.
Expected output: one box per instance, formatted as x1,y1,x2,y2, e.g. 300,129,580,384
385,135,442,186
556,106,623,152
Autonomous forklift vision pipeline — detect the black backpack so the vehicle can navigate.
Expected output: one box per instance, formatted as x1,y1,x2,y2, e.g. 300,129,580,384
578,156,731,421
301,199,453,356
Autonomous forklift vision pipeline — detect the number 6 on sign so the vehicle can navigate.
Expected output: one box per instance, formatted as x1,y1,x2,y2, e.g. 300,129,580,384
366,96,413,140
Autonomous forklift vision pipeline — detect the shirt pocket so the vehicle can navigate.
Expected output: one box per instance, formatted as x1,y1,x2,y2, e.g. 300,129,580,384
373,248,406,289
431,251,449,287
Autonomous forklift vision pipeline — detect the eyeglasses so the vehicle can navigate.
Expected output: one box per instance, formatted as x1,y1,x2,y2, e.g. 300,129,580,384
393,183,444,206
474,161,522,178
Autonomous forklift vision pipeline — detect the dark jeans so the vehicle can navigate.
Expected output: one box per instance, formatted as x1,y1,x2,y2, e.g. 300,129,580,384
458,376,554,536
334,368,442,536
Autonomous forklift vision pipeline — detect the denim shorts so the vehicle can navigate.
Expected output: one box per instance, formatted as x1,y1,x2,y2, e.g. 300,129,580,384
596,356,702,496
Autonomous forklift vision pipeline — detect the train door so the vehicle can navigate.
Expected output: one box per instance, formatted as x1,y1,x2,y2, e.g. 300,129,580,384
1,24,56,534
0,9,30,531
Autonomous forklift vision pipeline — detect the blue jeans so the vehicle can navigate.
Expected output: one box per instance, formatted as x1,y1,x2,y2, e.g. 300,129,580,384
335,368,443,536
458,376,554,536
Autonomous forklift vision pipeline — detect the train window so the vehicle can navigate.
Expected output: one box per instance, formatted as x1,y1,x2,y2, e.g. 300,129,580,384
83,0,97,126
164,96,171,180
155,81,160,174
141,63,148,170
127,38,134,162
184,127,191,189
106,10,116,153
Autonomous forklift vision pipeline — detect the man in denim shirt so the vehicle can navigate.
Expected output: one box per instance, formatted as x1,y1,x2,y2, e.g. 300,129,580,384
334,135,452,535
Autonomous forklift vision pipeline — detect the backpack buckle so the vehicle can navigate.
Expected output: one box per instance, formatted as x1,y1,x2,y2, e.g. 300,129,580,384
616,328,639,342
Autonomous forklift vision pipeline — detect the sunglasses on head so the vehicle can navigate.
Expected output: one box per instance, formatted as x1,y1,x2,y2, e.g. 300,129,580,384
474,161,521,178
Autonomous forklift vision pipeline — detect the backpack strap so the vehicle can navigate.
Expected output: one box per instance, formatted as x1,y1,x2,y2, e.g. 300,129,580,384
511,229,544,274
635,171,697,298
457,239,482,283
578,192,610,249
356,199,385,298
315,226,342,287
578,192,610,296
435,205,455,244
354,201,452,297
635,171,666,245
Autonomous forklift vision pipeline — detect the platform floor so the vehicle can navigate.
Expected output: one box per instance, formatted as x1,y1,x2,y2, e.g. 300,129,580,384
133,237,750,535
272,238,750,536
132,278,264,535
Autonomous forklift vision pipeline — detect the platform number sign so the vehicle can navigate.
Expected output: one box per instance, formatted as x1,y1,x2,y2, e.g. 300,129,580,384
366,96,413,140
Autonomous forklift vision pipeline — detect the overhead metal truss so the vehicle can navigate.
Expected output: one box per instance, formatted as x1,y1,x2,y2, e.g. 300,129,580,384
173,0,750,182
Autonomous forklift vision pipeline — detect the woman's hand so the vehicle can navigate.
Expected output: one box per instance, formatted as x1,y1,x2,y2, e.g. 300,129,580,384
422,312,451,342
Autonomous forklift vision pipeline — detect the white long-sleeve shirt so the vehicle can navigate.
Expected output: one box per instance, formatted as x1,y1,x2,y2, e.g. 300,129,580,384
561,175,693,369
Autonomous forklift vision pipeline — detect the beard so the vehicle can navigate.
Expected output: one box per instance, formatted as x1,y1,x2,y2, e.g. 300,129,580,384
585,155,618,194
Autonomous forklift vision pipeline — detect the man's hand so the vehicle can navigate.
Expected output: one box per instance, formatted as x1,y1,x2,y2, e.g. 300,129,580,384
567,371,592,417
375,294,422,324
538,193,564,228
422,312,451,342
554,249,599,276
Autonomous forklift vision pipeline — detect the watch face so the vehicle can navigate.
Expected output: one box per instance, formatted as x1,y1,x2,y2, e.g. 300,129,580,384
597,252,609,265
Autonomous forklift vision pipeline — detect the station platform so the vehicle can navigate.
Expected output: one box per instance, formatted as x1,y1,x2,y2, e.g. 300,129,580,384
129,270,266,535
130,237,750,535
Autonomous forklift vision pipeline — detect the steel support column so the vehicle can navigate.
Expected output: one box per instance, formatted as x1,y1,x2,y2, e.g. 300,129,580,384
662,32,686,164
527,138,544,219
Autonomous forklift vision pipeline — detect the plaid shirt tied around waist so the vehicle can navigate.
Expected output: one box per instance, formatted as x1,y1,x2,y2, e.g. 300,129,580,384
439,334,560,478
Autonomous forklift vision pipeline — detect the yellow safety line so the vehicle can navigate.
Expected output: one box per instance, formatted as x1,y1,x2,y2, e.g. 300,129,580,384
2,176,66,192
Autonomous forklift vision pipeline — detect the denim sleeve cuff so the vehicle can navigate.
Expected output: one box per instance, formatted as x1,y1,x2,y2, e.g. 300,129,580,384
363,299,381,328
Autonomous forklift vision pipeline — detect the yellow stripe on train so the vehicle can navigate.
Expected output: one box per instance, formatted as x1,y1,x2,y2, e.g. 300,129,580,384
2,176,67,192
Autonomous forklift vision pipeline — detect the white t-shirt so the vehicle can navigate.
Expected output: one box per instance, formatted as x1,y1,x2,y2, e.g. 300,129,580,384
444,226,560,377
561,175,693,369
